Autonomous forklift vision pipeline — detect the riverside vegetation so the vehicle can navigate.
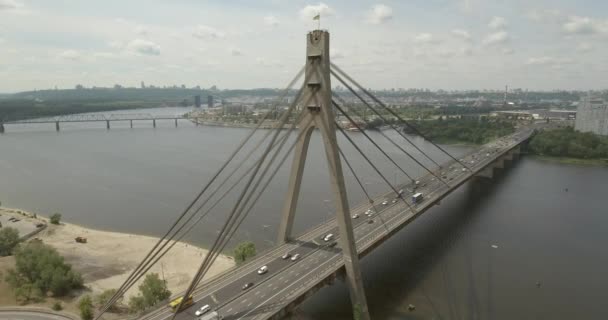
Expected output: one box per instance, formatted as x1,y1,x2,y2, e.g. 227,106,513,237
529,127,608,164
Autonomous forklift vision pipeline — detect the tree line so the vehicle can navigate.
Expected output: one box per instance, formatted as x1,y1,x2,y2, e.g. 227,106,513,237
529,127,608,159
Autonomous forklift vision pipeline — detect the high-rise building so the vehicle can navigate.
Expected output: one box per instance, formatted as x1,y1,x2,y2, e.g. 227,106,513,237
194,95,201,108
207,95,214,108
141,81,145,89
575,96,608,136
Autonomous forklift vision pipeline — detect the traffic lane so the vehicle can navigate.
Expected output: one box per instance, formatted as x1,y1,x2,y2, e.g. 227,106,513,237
175,137,523,319
224,145,511,320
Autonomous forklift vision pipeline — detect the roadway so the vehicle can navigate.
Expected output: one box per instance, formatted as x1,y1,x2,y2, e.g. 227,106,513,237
141,127,534,320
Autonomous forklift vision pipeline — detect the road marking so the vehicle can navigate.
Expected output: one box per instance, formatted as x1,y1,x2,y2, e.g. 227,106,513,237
255,291,260,295
241,299,248,304
227,308,233,313
248,302,253,307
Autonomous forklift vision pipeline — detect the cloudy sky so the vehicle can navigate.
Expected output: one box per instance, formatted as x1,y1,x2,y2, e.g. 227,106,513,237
0,0,607,92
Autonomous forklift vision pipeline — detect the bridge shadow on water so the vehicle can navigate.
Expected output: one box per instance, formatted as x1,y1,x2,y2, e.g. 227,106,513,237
298,158,524,320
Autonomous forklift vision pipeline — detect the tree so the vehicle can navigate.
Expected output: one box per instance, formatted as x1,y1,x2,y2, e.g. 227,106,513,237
128,295,146,313
233,241,256,265
139,273,171,308
50,213,61,225
0,227,20,256
96,288,121,312
5,242,83,299
52,301,63,311
79,295,94,320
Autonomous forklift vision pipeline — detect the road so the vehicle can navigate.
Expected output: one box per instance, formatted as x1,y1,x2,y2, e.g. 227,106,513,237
0,310,75,320
141,127,534,320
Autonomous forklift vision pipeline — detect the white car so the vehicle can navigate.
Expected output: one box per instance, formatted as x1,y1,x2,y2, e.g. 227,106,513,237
352,214,359,219
323,233,334,242
365,209,374,216
257,265,268,275
381,200,389,205
195,305,210,316
290,254,300,261
391,199,398,204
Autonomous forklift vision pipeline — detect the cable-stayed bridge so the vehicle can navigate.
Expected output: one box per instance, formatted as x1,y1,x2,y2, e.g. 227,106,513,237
94,30,534,320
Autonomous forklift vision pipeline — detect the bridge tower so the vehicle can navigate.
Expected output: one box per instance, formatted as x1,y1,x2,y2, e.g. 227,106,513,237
276,30,371,320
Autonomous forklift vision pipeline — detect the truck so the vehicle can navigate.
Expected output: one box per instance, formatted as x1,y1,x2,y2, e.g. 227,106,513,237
199,311,221,320
168,295,193,313
412,193,423,204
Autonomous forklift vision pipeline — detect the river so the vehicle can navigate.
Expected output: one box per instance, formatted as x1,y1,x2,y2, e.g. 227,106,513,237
1,107,607,319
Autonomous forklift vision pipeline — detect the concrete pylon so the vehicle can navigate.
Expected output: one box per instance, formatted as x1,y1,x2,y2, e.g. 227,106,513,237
276,30,371,320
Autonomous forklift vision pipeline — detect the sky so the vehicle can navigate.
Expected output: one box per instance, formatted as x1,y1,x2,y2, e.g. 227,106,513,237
0,0,607,93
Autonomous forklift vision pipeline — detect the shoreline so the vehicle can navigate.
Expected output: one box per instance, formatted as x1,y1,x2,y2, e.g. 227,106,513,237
0,207,235,305
529,155,608,166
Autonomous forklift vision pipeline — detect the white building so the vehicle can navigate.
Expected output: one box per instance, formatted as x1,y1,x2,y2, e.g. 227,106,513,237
575,96,608,136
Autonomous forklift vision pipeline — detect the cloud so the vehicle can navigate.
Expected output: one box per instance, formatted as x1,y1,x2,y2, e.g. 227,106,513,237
414,33,438,44
562,16,608,35
229,47,243,56
59,50,82,61
263,15,279,27
193,25,225,39
330,48,344,60
127,39,160,56
482,31,510,45
502,48,515,55
367,4,393,25
526,9,563,23
488,16,508,29
525,56,573,67
0,0,22,10
299,3,333,20
451,29,472,41
134,25,148,36
576,42,593,53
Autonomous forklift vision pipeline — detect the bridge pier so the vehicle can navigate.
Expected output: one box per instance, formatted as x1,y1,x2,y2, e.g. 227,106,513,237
0,122,4,134
130,120,133,128
277,30,371,320
153,119,156,128
175,118,178,127
106,120,110,130
55,121,60,132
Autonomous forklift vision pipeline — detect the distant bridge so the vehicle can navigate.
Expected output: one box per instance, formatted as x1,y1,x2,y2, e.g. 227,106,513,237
0,113,204,132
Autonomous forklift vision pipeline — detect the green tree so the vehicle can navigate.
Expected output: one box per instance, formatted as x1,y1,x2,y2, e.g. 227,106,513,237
95,288,121,311
233,241,256,265
79,295,94,320
52,301,63,311
4,242,83,299
128,295,146,313
50,213,62,225
0,227,20,256
139,273,171,308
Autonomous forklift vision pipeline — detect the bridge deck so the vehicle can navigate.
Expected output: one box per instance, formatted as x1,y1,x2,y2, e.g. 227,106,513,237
140,128,533,320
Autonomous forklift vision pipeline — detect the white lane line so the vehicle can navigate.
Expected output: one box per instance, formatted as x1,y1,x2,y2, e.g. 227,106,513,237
227,308,233,313
237,254,337,319
241,299,248,304
248,302,253,307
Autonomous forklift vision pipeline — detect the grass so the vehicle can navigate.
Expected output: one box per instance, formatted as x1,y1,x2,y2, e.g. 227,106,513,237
530,155,608,166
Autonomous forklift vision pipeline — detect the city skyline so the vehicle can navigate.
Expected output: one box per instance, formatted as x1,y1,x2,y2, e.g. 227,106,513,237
1,0,608,92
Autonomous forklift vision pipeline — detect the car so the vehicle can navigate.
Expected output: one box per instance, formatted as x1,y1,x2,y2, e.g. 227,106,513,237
242,282,254,290
391,199,398,204
323,233,334,242
367,219,374,224
470,160,475,164
381,200,389,205
352,213,359,219
365,209,374,216
281,253,291,260
195,305,211,316
462,168,467,172
290,254,301,261
486,153,490,157
398,189,404,195
257,265,268,275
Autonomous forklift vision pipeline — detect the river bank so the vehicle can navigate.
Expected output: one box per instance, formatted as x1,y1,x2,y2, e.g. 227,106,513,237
0,207,234,312
529,155,608,166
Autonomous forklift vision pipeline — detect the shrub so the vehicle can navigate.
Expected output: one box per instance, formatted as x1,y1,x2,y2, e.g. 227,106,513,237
49,213,62,225
79,295,94,320
233,241,256,265
52,301,63,311
0,227,20,256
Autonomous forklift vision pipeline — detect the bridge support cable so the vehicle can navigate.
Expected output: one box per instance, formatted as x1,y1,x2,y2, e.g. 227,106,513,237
97,111,310,313
189,115,317,294
333,95,450,188
172,88,310,317
330,63,470,171
331,99,415,182
330,72,444,169
95,67,305,319
337,147,390,234
335,122,416,214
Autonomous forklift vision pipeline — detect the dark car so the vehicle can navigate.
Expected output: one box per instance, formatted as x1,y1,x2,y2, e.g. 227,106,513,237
242,282,254,290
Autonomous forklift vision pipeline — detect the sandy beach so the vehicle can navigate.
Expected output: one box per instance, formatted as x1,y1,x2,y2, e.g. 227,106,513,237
0,207,235,299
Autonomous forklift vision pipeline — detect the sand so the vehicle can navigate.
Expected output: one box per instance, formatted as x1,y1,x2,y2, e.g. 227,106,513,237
0,207,235,299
